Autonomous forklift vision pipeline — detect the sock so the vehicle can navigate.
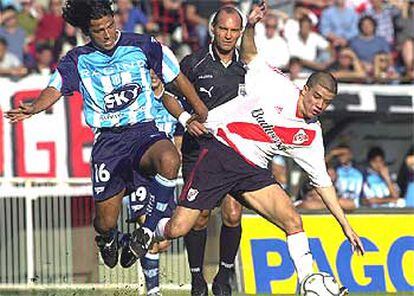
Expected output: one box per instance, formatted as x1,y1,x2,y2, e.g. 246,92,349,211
286,231,314,283
184,228,207,279
140,253,160,295
143,174,176,232
215,224,242,284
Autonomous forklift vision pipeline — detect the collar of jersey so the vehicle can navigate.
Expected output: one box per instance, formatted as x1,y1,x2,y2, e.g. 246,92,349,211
208,43,240,64
90,30,122,56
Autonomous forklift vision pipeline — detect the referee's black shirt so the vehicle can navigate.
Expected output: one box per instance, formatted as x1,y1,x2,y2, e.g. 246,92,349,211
169,44,247,169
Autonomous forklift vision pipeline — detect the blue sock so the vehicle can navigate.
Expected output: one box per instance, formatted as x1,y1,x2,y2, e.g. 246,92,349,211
143,174,176,232
141,253,160,294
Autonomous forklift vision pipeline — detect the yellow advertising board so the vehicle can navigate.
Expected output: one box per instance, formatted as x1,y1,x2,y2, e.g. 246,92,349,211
239,214,414,294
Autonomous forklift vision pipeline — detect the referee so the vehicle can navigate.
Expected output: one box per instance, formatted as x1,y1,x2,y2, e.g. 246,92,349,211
168,5,256,296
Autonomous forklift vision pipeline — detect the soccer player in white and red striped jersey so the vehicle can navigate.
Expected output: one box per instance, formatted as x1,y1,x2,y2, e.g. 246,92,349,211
136,3,365,292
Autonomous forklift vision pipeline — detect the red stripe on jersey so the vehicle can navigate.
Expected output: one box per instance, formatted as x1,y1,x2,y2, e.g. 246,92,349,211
226,122,316,146
217,128,256,167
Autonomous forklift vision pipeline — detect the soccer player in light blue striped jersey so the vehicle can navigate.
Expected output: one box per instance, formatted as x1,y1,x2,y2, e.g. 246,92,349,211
6,0,207,273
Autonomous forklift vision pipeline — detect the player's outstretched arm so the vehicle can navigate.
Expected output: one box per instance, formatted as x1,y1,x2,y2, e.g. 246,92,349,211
5,87,62,123
173,72,208,123
315,185,365,255
240,0,267,64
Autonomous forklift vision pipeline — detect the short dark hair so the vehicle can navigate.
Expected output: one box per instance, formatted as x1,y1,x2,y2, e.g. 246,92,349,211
62,0,114,35
305,71,338,95
358,15,376,33
367,146,385,161
299,16,312,26
0,37,7,47
211,6,243,29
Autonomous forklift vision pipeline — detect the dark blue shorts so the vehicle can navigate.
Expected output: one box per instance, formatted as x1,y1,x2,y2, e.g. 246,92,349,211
123,174,176,222
179,137,277,210
91,121,168,201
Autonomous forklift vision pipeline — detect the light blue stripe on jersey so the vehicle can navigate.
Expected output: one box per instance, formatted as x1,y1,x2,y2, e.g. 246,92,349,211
48,70,63,91
161,45,180,84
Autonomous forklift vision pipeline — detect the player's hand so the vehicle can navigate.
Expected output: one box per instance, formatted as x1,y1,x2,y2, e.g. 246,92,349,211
193,103,208,123
247,0,267,26
5,102,35,123
187,115,208,137
343,226,365,256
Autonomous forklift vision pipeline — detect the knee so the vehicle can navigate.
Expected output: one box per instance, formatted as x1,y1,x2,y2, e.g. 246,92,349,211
166,219,191,239
193,210,210,231
94,215,118,233
222,207,242,227
158,150,180,179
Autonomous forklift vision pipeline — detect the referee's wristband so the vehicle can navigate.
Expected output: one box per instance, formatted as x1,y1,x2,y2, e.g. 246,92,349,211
178,111,191,127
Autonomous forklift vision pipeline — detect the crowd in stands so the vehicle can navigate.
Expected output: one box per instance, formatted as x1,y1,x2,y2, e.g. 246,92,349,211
278,144,414,210
0,0,413,82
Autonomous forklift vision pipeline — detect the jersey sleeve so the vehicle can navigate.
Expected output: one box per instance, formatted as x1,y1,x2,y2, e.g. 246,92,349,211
48,53,79,96
290,127,332,188
144,36,180,84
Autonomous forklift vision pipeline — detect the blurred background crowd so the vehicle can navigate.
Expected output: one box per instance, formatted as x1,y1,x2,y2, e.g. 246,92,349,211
0,0,413,210
0,0,413,83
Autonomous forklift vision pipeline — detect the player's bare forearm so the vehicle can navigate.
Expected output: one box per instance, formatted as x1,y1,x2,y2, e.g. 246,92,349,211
5,87,62,123
173,72,208,122
241,1,267,64
162,91,184,119
315,186,351,227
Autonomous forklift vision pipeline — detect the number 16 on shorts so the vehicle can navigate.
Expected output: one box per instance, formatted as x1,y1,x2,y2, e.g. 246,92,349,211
94,163,111,183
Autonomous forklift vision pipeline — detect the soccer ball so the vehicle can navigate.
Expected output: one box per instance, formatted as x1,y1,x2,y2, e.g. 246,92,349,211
300,272,341,296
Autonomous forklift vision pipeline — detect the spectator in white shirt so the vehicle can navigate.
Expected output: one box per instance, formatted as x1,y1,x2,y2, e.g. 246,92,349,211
287,16,333,70
255,12,290,68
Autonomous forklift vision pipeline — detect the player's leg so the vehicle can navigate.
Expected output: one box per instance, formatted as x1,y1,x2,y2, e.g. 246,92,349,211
94,190,125,268
212,195,242,295
140,241,170,296
184,210,210,296
131,139,180,257
241,184,314,283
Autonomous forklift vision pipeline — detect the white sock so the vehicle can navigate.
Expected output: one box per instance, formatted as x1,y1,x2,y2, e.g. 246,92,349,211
286,231,314,283
154,218,169,240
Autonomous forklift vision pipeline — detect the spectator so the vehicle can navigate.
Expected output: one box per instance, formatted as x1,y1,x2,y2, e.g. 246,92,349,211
287,16,332,70
0,6,26,62
397,146,414,206
185,0,220,48
29,44,55,75
16,0,41,40
363,0,400,45
287,57,303,80
373,52,399,82
326,145,363,210
395,0,414,80
255,12,290,68
0,37,28,79
151,0,187,50
283,3,318,39
361,147,400,208
116,0,154,33
329,47,366,81
349,16,391,75
34,0,64,54
320,0,359,47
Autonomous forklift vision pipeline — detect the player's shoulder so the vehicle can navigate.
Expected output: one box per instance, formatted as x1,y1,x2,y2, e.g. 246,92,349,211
59,43,96,63
180,47,210,69
118,31,157,47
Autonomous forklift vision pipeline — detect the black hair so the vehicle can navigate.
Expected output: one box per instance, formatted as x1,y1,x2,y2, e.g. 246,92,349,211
367,146,385,162
36,43,53,53
305,71,338,95
211,6,243,29
299,16,312,26
289,57,301,66
62,0,114,35
0,37,7,47
358,15,377,33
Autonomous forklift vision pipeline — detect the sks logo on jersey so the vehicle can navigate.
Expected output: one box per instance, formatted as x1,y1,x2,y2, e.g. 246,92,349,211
292,129,309,145
104,83,142,112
